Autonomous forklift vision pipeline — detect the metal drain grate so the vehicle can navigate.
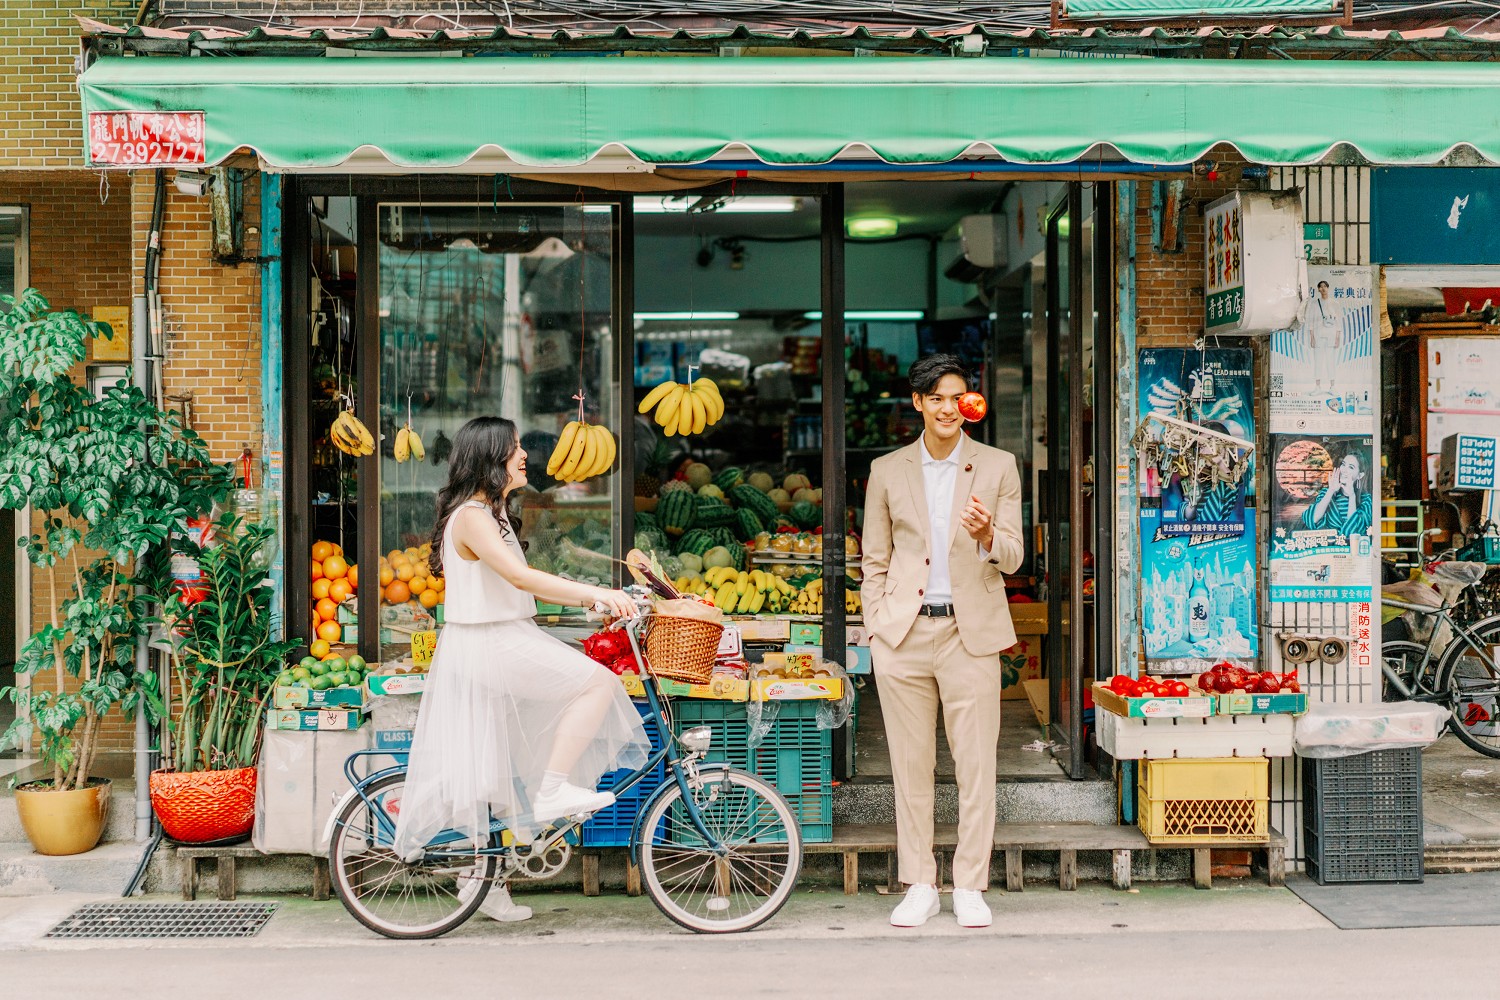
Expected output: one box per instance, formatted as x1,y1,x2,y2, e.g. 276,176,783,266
46,902,279,939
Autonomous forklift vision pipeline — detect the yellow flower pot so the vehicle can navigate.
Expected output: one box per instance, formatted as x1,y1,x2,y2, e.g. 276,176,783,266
14,779,111,856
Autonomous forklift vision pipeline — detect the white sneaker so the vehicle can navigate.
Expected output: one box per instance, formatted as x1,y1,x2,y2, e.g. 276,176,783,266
478,884,532,923
952,889,992,928
890,883,941,928
532,782,616,823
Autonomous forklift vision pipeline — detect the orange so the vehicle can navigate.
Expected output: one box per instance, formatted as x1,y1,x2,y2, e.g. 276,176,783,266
317,620,343,643
404,547,419,561
310,638,331,659
311,560,323,581
384,581,411,605
322,555,349,580
431,576,445,592
347,564,358,589
331,543,344,557
379,566,395,587
315,597,338,622
311,578,332,600
409,576,428,596
321,651,343,662
388,549,404,563
312,540,333,563
329,579,353,604
419,589,440,609
395,563,415,582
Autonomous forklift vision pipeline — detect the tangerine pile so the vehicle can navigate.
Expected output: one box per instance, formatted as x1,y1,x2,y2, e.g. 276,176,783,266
379,543,444,610
310,539,356,645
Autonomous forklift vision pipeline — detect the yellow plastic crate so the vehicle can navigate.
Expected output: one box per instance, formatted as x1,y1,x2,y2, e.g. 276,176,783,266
1137,757,1269,844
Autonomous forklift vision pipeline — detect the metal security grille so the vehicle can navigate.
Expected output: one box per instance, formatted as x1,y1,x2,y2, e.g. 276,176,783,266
46,902,278,939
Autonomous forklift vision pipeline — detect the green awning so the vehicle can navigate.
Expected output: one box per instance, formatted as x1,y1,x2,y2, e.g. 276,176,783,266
1063,0,1337,19
79,54,1500,169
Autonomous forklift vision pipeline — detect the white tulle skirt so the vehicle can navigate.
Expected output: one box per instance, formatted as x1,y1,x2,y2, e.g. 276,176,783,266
392,619,651,856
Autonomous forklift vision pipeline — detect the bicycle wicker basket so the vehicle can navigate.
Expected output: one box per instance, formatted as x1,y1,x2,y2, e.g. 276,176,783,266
643,614,724,685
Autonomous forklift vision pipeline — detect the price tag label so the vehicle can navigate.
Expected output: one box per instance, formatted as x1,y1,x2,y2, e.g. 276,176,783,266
411,630,438,667
88,111,206,166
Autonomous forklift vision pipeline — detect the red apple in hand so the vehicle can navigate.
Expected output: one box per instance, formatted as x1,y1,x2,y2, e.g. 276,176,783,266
958,392,988,422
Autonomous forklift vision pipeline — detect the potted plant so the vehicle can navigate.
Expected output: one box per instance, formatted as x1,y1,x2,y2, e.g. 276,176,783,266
0,289,229,855
149,511,301,844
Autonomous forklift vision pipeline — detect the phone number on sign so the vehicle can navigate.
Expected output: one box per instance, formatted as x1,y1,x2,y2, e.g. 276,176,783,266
90,140,205,165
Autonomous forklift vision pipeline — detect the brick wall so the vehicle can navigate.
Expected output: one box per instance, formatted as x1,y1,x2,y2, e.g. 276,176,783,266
0,2,138,170
1134,164,1241,350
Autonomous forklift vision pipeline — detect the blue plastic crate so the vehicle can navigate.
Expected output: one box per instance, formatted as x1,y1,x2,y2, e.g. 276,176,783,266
671,700,833,843
581,700,666,847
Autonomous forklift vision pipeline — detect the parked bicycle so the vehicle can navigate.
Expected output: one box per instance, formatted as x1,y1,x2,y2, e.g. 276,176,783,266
325,603,803,938
1381,583,1500,757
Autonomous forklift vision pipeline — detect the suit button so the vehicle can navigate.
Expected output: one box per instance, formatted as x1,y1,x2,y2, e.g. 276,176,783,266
925,558,930,565
918,588,924,596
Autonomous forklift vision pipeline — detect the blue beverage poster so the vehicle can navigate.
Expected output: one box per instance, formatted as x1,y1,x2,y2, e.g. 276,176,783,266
1141,504,1259,667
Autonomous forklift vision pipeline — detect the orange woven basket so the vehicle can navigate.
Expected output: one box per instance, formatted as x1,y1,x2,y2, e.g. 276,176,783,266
149,766,257,844
644,615,724,685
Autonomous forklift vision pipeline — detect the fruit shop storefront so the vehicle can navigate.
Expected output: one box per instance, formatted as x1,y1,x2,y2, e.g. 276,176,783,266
78,27,1500,863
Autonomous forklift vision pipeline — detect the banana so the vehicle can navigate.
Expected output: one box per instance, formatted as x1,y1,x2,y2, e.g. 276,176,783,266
662,401,683,438
332,412,375,456
548,421,581,477
688,390,706,435
692,381,724,425
735,588,755,614
557,423,590,481
394,426,411,463
750,590,766,614
586,425,612,479
574,424,599,483
596,426,616,477
637,380,679,415
655,384,685,429
408,427,425,461
714,582,737,610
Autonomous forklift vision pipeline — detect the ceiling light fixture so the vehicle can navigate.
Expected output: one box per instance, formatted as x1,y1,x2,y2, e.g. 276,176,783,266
635,311,741,321
634,196,799,214
846,217,900,239
803,310,925,322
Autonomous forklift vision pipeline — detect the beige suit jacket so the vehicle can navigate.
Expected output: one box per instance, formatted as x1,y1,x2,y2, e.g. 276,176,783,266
859,435,1025,656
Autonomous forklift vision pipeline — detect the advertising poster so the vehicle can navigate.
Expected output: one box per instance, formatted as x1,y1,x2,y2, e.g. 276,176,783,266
1269,434,1377,603
1140,505,1259,667
1269,266,1376,432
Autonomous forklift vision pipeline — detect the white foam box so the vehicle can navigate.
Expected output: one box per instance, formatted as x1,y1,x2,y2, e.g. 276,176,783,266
1097,708,1295,760
253,725,373,854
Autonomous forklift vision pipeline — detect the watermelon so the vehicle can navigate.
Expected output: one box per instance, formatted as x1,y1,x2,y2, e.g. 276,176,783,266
729,484,779,525
725,541,747,571
735,507,764,542
695,498,737,529
709,526,737,549
714,467,745,492
677,529,715,557
790,501,821,529
659,489,696,536
635,511,659,531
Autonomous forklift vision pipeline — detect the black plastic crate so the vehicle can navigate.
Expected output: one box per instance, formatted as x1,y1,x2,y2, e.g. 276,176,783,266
1303,748,1424,885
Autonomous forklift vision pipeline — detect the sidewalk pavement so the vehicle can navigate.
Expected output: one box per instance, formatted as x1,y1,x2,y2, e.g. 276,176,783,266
1424,734,1500,844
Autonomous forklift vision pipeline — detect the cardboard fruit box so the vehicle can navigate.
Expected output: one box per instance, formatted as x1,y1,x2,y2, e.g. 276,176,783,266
365,665,429,698
272,683,365,711
267,708,365,731
1091,681,1214,719
1216,691,1310,716
750,675,843,701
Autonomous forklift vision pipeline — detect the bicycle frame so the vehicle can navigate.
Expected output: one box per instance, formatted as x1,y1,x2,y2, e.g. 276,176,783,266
332,610,732,864
1382,597,1500,701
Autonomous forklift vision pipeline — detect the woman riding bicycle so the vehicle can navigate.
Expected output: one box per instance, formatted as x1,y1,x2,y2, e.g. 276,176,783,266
391,416,651,919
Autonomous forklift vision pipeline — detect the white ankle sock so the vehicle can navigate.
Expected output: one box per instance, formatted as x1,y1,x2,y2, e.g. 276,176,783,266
539,771,567,796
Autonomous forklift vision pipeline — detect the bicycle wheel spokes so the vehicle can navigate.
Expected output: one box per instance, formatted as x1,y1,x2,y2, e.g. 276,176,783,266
1441,618,1500,758
329,773,496,939
639,769,801,934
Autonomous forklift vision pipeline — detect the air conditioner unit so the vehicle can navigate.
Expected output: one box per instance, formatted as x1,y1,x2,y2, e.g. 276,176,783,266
959,214,1007,270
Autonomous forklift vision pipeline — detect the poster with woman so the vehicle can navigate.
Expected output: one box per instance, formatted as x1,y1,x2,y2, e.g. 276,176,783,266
1268,266,1376,432
1269,434,1376,603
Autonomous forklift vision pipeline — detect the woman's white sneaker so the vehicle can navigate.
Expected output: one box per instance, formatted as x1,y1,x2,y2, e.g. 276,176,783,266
532,783,615,823
890,883,941,927
952,889,992,928
478,884,532,922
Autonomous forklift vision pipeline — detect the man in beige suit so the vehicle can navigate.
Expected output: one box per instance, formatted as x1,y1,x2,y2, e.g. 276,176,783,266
860,354,1024,929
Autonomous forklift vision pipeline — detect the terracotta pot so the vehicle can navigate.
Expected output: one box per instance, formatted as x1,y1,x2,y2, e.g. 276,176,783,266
14,778,111,856
149,767,257,844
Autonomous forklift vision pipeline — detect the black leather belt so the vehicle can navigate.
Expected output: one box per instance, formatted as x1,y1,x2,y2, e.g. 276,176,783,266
918,603,955,618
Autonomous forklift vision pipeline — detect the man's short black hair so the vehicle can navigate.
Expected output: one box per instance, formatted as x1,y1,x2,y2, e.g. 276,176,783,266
908,353,971,395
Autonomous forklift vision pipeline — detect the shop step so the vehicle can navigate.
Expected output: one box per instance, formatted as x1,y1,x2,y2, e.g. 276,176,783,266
0,840,144,896
833,777,1117,827
1424,842,1500,874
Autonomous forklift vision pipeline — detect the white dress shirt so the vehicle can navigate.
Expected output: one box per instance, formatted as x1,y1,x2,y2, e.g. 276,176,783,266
919,433,963,605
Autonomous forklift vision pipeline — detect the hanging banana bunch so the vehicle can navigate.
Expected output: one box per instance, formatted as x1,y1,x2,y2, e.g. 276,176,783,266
393,397,425,463
330,409,375,457
636,376,724,437
547,421,617,483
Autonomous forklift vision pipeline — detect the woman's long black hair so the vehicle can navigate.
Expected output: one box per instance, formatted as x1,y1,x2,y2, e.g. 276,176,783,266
429,416,521,576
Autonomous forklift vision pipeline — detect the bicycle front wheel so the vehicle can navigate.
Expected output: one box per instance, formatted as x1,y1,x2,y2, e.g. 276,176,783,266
329,771,496,939
1381,641,1430,703
638,768,802,934
1438,616,1500,758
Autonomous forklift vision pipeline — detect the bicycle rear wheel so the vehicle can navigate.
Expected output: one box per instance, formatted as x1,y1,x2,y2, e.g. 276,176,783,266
1381,641,1430,703
638,768,802,934
1438,616,1500,758
329,771,496,939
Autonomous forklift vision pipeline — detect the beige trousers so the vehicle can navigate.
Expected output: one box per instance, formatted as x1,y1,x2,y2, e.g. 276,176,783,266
873,615,1002,891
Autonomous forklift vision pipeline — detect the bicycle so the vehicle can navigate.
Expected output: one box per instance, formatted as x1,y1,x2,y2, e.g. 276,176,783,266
1381,591,1500,758
324,604,804,938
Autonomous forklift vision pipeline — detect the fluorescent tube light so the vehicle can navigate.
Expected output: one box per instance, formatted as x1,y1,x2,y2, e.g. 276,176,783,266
635,311,741,321
803,310,925,321
633,196,799,214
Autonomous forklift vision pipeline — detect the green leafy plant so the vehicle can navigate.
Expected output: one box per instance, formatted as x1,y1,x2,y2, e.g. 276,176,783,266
0,288,230,791
158,512,301,772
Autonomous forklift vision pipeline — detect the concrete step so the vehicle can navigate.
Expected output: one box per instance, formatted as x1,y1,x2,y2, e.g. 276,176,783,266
835,778,1117,827
0,780,140,846
1425,842,1500,873
0,840,144,896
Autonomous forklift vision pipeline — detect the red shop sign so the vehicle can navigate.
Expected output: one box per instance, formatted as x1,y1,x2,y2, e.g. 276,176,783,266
88,111,206,166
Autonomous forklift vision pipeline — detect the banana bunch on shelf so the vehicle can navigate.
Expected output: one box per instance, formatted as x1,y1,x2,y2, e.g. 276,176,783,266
547,421,617,483
393,422,425,463
330,410,375,457
636,377,724,437
788,578,825,615
675,567,797,614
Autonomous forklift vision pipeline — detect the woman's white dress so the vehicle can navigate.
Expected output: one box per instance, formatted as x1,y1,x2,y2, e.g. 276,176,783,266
392,501,650,855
